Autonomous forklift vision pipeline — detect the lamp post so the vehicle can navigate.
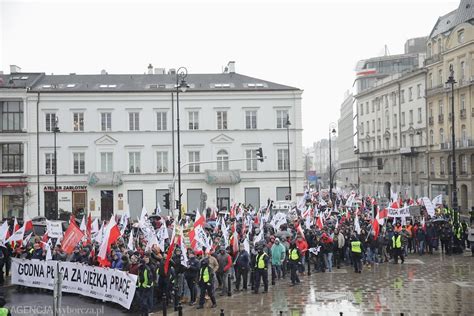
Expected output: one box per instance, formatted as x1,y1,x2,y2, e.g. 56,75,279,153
53,116,60,220
446,64,458,217
176,67,189,221
328,123,337,206
286,114,291,200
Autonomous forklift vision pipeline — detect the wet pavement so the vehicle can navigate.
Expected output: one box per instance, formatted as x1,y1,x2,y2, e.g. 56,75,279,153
170,252,474,316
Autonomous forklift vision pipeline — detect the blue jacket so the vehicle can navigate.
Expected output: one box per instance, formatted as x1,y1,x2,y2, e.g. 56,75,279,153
235,250,250,269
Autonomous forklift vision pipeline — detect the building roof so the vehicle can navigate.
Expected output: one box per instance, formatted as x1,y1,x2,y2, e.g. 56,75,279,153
0,73,44,89
22,72,299,93
429,0,474,39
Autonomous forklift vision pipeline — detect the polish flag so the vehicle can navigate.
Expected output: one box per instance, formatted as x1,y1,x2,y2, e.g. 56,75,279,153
86,213,92,243
164,227,176,274
377,208,388,219
13,217,20,232
390,201,399,209
97,216,121,266
316,215,324,230
295,220,306,239
0,221,9,242
23,214,33,232
229,203,236,218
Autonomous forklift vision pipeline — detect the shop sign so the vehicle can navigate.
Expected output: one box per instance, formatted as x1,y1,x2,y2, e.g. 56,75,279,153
44,185,87,192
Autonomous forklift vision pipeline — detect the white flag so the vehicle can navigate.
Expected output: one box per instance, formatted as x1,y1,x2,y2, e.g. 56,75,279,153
91,218,99,234
156,203,162,215
127,231,135,251
139,206,148,224
221,219,229,248
354,214,361,235
0,221,9,242
180,238,188,267
253,229,264,245
22,232,33,247
243,235,250,254
7,224,25,243
432,194,443,206
80,216,86,232
146,233,159,252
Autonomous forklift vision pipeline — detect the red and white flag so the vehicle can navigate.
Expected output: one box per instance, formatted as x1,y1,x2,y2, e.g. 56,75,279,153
23,213,33,232
164,227,176,274
97,216,120,266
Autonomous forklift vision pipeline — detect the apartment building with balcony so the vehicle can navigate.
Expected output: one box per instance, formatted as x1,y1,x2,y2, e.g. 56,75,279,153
425,0,474,212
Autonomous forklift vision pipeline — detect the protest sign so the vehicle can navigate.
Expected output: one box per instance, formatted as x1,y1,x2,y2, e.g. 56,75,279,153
387,207,411,217
11,258,137,309
422,197,435,217
46,220,64,238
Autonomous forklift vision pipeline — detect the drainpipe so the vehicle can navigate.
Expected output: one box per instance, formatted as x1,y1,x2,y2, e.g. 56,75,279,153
36,92,41,216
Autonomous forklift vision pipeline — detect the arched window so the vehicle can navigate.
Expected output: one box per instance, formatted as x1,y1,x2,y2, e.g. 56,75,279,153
460,155,468,174
217,149,229,171
440,128,444,143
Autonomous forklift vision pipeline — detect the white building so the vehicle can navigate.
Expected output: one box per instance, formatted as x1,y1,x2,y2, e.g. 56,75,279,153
1,62,304,220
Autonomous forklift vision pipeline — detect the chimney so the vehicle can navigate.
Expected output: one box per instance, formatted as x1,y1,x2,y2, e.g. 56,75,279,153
154,68,166,75
147,63,153,75
227,61,235,73
10,65,21,74
100,69,107,75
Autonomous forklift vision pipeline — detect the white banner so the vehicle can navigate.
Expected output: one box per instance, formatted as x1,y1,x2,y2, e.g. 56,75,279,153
387,207,411,218
46,220,64,238
11,258,137,309
422,197,435,217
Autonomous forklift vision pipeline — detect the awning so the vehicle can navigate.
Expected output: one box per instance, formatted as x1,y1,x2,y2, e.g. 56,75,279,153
0,182,27,188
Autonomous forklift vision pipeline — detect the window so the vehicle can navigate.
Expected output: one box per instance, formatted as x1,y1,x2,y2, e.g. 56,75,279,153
409,110,413,124
189,151,200,172
430,130,434,145
461,125,467,142
460,61,465,81
385,110,390,128
1,101,23,131
378,138,381,150
377,118,381,131
217,149,229,171
460,94,466,110
100,152,113,172
1,144,23,173
437,38,442,54
417,84,422,98
427,43,432,58
156,112,167,131
461,155,468,174
128,152,141,173
366,102,369,114
376,98,381,111
402,135,406,147
276,110,289,128
372,119,375,133
400,90,405,104
393,114,398,128
45,153,55,175
245,110,257,129
393,134,397,147
45,113,57,132
366,121,369,134
217,111,227,130
430,158,435,175
438,69,443,85
440,157,446,175
360,104,364,116
360,122,364,135
409,134,414,146
408,87,413,101
277,149,289,171
156,151,168,173
371,101,375,113
188,111,199,130
418,132,423,146
429,73,433,88
73,153,85,174
440,128,445,143
391,92,396,106
101,112,112,131
438,101,444,115
129,112,140,131
417,108,422,123
458,30,465,43
246,149,257,171
73,112,84,132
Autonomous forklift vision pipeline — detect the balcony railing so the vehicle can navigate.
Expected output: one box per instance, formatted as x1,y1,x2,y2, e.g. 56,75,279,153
440,142,451,150
457,138,474,148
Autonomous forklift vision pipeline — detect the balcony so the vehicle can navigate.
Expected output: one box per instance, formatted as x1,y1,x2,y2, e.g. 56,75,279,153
457,138,474,148
428,117,434,125
460,109,466,119
424,54,442,66
438,114,444,123
440,142,451,150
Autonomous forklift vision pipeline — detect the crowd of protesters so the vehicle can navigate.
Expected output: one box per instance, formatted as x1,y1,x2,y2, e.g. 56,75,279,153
1,191,473,316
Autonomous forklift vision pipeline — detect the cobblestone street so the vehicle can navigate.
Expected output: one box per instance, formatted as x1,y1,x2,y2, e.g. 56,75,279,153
169,253,473,316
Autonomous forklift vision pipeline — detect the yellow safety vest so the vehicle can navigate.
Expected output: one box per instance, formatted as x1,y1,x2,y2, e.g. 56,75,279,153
139,269,153,288
392,235,401,249
290,249,299,260
351,241,361,253
256,253,267,269
201,267,210,283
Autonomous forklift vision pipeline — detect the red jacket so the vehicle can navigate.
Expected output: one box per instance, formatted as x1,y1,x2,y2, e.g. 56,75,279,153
296,239,308,254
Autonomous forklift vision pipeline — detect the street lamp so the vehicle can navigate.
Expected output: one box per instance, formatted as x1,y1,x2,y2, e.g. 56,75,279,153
446,64,458,218
176,67,189,221
286,114,291,200
328,123,337,206
53,116,60,220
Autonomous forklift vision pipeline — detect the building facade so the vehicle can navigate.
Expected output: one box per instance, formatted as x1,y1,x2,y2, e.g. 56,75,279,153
0,63,304,220
313,137,338,188
355,69,427,199
425,0,474,213
337,92,358,192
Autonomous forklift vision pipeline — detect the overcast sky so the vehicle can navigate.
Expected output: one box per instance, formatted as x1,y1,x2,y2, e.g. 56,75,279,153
0,0,458,146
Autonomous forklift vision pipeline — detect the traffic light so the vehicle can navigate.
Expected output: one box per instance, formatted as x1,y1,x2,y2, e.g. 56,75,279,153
377,158,383,170
256,147,264,162
163,193,170,209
